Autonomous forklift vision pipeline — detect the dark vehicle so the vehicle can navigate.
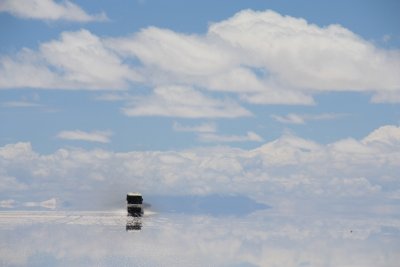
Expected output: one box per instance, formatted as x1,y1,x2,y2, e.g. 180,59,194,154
127,193,143,216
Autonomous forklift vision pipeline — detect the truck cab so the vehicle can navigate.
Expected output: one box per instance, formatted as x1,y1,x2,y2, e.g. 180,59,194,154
127,193,143,216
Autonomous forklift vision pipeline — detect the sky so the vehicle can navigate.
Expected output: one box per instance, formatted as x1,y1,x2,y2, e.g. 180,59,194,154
0,0,400,210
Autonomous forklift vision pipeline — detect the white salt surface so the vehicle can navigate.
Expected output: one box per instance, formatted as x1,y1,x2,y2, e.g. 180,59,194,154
0,209,399,267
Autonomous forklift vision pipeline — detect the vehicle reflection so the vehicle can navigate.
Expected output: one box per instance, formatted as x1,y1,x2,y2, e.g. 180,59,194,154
126,209,143,231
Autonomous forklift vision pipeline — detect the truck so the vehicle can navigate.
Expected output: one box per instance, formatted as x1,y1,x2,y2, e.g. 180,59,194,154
126,193,143,216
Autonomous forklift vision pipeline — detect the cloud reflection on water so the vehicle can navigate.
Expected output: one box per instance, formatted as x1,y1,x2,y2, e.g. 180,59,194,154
0,209,399,267
146,194,270,216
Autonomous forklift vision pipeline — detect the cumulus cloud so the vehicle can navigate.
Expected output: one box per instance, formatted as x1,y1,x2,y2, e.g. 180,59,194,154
209,10,400,93
362,125,400,146
1,9,399,106
57,130,112,143
107,9,400,103
122,85,251,118
0,30,139,90
108,26,237,77
271,113,346,124
0,0,108,22
0,125,399,209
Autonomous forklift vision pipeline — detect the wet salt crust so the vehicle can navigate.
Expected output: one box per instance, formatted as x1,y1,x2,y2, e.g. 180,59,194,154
1,208,399,267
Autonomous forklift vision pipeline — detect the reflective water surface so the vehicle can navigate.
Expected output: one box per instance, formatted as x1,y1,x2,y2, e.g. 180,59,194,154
1,209,399,267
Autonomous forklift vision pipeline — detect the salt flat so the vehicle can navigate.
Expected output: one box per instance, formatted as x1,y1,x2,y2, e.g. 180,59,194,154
1,209,399,267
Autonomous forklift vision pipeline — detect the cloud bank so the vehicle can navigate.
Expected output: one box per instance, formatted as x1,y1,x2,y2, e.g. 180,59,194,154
0,125,399,210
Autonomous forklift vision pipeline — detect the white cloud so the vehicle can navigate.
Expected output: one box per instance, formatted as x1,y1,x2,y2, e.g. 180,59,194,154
108,26,237,77
199,131,264,143
271,113,306,124
1,124,399,208
40,30,138,88
0,174,27,192
0,30,139,90
107,9,400,104
0,0,108,22
173,122,217,133
240,89,315,105
371,91,400,104
362,125,400,146
0,48,61,89
2,93,43,108
209,10,400,93
271,113,345,124
1,10,399,107
57,130,112,143
173,121,262,144
23,198,57,209
122,85,252,118
0,142,36,160
0,199,15,208
251,133,324,165
328,177,381,197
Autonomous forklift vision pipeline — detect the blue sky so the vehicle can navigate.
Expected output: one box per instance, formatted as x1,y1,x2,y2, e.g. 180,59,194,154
0,0,400,210
0,0,399,152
